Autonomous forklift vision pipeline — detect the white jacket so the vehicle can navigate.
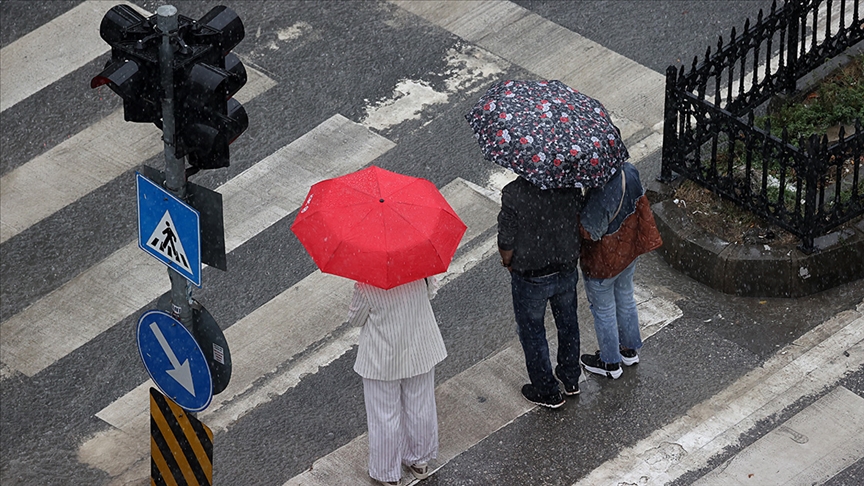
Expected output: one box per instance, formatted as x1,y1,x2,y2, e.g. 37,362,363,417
348,277,447,381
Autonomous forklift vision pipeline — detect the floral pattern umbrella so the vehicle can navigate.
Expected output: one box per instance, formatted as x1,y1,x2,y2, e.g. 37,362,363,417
465,80,628,189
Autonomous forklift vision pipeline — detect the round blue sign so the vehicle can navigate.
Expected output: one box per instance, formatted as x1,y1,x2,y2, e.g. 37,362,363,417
137,310,213,412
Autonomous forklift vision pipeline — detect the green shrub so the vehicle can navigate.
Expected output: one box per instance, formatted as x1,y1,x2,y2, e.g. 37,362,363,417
758,54,864,142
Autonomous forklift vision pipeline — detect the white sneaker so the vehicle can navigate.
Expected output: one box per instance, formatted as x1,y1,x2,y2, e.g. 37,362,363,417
620,348,640,366
409,462,429,480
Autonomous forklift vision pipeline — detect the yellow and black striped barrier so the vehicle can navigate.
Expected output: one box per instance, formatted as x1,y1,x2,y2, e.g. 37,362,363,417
150,388,213,485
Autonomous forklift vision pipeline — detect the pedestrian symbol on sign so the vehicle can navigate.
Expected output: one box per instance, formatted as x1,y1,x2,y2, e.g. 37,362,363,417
137,172,201,286
146,210,191,272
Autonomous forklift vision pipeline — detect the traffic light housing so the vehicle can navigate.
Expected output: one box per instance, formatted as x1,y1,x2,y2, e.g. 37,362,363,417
173,6,248,170
92,5,249,171
90,5,161,124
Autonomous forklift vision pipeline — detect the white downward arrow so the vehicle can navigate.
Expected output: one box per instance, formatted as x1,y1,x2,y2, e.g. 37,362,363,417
150,322,195,397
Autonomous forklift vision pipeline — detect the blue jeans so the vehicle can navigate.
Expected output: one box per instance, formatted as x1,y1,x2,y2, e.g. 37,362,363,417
582,259,643,365
510,269,581,396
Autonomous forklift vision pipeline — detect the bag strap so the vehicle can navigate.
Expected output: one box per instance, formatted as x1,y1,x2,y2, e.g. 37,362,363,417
610,170,626,222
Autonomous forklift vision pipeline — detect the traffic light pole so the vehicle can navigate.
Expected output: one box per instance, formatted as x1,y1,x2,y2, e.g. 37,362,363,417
157,5,193,329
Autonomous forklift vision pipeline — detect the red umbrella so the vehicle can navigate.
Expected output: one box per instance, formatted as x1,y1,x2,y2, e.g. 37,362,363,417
291,166,467,289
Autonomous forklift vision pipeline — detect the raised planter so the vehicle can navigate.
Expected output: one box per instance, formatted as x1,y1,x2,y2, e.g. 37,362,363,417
651,199,864,298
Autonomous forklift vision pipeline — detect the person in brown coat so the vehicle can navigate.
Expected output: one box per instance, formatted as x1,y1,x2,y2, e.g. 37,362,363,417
578,162,662,379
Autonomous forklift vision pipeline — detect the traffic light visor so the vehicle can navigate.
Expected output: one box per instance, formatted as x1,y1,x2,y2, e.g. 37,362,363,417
198,6,244,55
91,59,140,92
99,5,149,45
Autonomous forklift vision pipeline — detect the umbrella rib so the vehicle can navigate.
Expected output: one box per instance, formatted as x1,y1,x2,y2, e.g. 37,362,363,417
386,203,447,266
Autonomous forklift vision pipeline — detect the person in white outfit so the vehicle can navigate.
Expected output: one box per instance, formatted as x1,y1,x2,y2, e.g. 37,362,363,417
347,276,447,485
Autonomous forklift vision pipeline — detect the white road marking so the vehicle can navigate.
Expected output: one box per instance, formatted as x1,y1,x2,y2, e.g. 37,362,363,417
0,115,392,379
0,1,149,113
0,66,275,244
361,44,507,131
693,386,864,486
390,0,666,137
575,301,864,486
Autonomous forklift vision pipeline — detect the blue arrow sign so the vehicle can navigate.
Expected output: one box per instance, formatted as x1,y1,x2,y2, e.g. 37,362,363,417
137,310,213,412
137,172,201,286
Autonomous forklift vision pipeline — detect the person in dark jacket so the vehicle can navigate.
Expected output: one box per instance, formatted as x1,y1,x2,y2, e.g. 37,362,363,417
498,175,584,408
578,162,662,379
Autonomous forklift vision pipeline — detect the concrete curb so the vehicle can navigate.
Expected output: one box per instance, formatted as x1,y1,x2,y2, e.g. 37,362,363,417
651,199,864,298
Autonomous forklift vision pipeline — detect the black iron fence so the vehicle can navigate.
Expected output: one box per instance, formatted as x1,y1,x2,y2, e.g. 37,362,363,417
661,0,864,251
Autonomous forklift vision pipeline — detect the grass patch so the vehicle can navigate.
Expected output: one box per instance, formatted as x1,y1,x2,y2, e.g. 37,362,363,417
758,53,864,142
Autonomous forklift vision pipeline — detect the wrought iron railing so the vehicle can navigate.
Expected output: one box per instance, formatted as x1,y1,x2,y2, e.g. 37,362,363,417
662,0,864,252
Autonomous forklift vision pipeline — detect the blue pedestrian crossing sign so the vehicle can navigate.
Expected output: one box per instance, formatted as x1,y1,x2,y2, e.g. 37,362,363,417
137,310,213,412
136,172,201,286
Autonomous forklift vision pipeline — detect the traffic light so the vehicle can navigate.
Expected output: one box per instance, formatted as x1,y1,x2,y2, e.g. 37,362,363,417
172,6,248,171
92,5,249,171
90,5,161,124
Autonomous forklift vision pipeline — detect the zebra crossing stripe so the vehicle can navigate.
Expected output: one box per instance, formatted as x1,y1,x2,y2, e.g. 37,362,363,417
575,304,864,485
150,388,213,486
0,1,149,113
0,115,392,379
0,66,275,244
694,386,864,485
390,0,666,137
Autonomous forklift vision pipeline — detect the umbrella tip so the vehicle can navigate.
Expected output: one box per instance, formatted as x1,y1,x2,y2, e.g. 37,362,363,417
379,198,385,203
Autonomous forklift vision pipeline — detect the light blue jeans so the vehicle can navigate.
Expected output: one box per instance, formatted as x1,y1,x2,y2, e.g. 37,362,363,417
582,259,643,365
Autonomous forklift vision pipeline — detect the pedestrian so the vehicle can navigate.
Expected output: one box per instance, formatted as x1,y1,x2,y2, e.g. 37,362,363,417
347,276,447,486
498,175,585,408
578,162,663,379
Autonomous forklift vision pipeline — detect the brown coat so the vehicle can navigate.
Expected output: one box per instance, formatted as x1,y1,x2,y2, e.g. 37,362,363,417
579,195,663,280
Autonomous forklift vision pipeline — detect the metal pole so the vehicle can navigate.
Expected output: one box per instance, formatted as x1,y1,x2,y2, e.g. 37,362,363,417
157,5,193,328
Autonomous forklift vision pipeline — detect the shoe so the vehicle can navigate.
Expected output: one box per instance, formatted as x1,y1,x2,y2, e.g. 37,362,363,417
409,462,429,480
620,348,639,366
375,479,403,486
553,368,580,396
580,352,623,379
521,384,565,408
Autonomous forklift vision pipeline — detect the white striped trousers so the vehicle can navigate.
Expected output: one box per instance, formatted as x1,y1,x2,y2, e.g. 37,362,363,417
362,369,439,482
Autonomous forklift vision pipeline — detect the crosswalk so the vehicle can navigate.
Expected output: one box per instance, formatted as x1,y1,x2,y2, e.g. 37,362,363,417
2,1,862,485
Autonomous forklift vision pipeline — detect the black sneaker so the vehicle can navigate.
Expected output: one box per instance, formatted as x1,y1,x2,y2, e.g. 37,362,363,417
553,368,580,396
521,384,565,408
620,348,639,366
580,352,623,379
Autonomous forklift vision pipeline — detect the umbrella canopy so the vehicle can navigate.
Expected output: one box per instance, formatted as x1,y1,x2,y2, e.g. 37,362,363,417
465,79,629,190
291,166,467,290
